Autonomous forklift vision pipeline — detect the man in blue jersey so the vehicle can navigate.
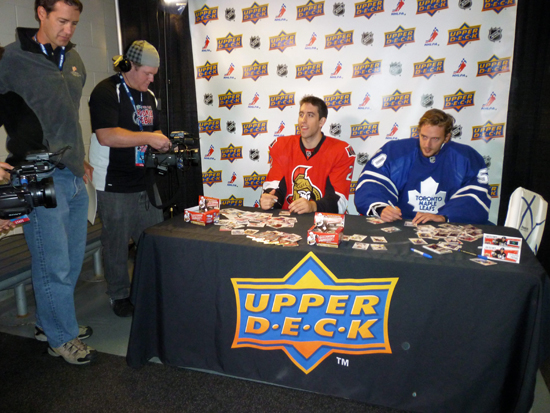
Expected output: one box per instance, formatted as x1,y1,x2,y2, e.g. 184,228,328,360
354,109,491,224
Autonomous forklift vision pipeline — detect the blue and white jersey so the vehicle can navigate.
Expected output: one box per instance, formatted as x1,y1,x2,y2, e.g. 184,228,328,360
354,139,491,224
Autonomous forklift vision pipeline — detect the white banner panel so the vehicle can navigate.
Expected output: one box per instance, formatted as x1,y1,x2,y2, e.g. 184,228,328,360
189,0,517,222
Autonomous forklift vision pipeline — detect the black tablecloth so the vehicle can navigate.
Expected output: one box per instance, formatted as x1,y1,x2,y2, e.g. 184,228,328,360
127,209,550,413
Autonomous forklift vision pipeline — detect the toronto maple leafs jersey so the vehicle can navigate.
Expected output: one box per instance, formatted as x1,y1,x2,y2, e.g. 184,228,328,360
354,138,491,224
263,134,355,214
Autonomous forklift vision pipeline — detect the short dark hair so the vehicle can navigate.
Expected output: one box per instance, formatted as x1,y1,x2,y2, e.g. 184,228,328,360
418,109,455,136
299,96,328,121
35,0,83,21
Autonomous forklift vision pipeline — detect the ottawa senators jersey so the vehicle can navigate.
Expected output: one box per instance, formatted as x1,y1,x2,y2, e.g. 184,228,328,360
263,134,355,214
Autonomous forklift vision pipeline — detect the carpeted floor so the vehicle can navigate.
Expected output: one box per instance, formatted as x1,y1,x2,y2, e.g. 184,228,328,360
0,332,409,413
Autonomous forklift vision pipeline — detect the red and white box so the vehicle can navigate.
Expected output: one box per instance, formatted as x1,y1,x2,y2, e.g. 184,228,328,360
307,212,345,248
184,196,220,226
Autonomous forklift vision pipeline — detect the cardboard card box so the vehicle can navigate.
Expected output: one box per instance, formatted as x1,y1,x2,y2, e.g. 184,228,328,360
307,212,345,247
184,196,220,226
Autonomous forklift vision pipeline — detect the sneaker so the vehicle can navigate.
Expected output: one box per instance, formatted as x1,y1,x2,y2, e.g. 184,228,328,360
111,297,134,317
35,325,93,342
48,338,97,365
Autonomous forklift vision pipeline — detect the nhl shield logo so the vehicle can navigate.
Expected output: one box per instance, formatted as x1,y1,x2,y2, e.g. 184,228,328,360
204,93,213,106
330,123,342,136
227,120,236,134
451,125,462,140
250,36,261,49
488,27,502,42
458,0,472,10
361,32,374,46
483,155,492,169
249,149,260,162
357,152,370,166
421,94,434,108
225,8,236,21
277,64,288,77
390,62,402,76
333,2,345,16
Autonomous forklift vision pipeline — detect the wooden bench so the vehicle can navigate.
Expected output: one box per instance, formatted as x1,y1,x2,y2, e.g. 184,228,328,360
0,219,103,317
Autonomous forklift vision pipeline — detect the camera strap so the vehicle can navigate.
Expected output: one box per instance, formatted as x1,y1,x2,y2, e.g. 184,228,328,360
145,168,184,210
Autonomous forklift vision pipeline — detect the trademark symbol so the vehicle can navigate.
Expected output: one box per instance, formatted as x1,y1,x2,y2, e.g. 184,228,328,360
336,357,349,367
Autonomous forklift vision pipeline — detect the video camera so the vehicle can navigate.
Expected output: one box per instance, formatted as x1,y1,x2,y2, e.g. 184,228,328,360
0,151,57,219
144,131,199,172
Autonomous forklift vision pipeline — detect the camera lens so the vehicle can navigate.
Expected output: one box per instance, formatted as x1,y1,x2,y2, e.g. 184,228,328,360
30,177,57,209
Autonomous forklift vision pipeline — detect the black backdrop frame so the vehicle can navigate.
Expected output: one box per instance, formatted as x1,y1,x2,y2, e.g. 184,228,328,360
117,0,550,273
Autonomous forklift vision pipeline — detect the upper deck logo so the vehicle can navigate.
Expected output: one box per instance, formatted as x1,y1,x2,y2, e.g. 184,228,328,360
324,90,352,112
199,116,221,136
413,56,445,79
354,0,384,19
221,195,244,208
269,90,295,111
443,89,475,112
448,23,481,47
243,60,269,81
382,90,412,112
270,31,297,52
243,171,267,190
350,181,357,194
231,252,398,373
243,117,269,138
353,58,382,81
219,89,243,110
196,61,219,81
296,59,323,81
203,168,222,187
221,144,243,163
490,184,499,199
482,0,516,14
351,119,380,141
384,26,415,49
477,55,511,79
243,2,269,24
297,0,325,22
194,5,219,25
325,29,354,51
410,125,419,139
217,33,243,54
417,0,448,16
472,121,505,142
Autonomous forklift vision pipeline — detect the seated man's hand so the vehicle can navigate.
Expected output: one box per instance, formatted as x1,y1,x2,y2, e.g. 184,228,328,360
260,189,278,210
380,205,402,222
289,198,317,214
149,134,172,153
0,162,13,182
412,212,446,225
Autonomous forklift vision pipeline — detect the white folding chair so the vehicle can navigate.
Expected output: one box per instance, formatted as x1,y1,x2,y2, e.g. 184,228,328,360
504,187,547,254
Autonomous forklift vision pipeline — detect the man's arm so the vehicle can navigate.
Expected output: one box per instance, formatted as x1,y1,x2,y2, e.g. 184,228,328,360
95,128,171,152
261,138,286,210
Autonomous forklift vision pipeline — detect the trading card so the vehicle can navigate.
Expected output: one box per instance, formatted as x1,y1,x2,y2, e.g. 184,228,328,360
371,244,387,251
423,244,452,254
279,211,291,216
404,221,416,227
352,242,370,250
350,234,368,241
282,242,299,247
471,258,497,266
341,235,351,242
231,229,246,235
370,236,387,243
438,242,461,251
416,225,436,232
244,229,260,235
366,217,385,224
458,235,477,242
381,226,401,233
409,238,428,245
417,232,435,239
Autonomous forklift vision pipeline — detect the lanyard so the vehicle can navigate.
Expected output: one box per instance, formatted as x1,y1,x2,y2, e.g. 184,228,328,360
34,35,65,71
118,73,143,131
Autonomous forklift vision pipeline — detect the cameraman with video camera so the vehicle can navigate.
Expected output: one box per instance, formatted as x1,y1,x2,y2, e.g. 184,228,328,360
89,40,170,317
0,0,96,365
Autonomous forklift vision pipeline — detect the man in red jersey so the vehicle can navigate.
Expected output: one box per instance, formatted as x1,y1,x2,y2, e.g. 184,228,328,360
260,96,355,214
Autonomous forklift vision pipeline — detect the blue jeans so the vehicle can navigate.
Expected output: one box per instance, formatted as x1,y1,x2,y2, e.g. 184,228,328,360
97,190,163,300
24,168,88,348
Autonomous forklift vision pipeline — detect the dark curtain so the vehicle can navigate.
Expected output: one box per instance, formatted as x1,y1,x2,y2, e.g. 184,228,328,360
117,0,203,215
118,1,550,273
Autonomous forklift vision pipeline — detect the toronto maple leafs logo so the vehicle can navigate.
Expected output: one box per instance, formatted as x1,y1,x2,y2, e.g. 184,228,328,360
408,177,447,214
